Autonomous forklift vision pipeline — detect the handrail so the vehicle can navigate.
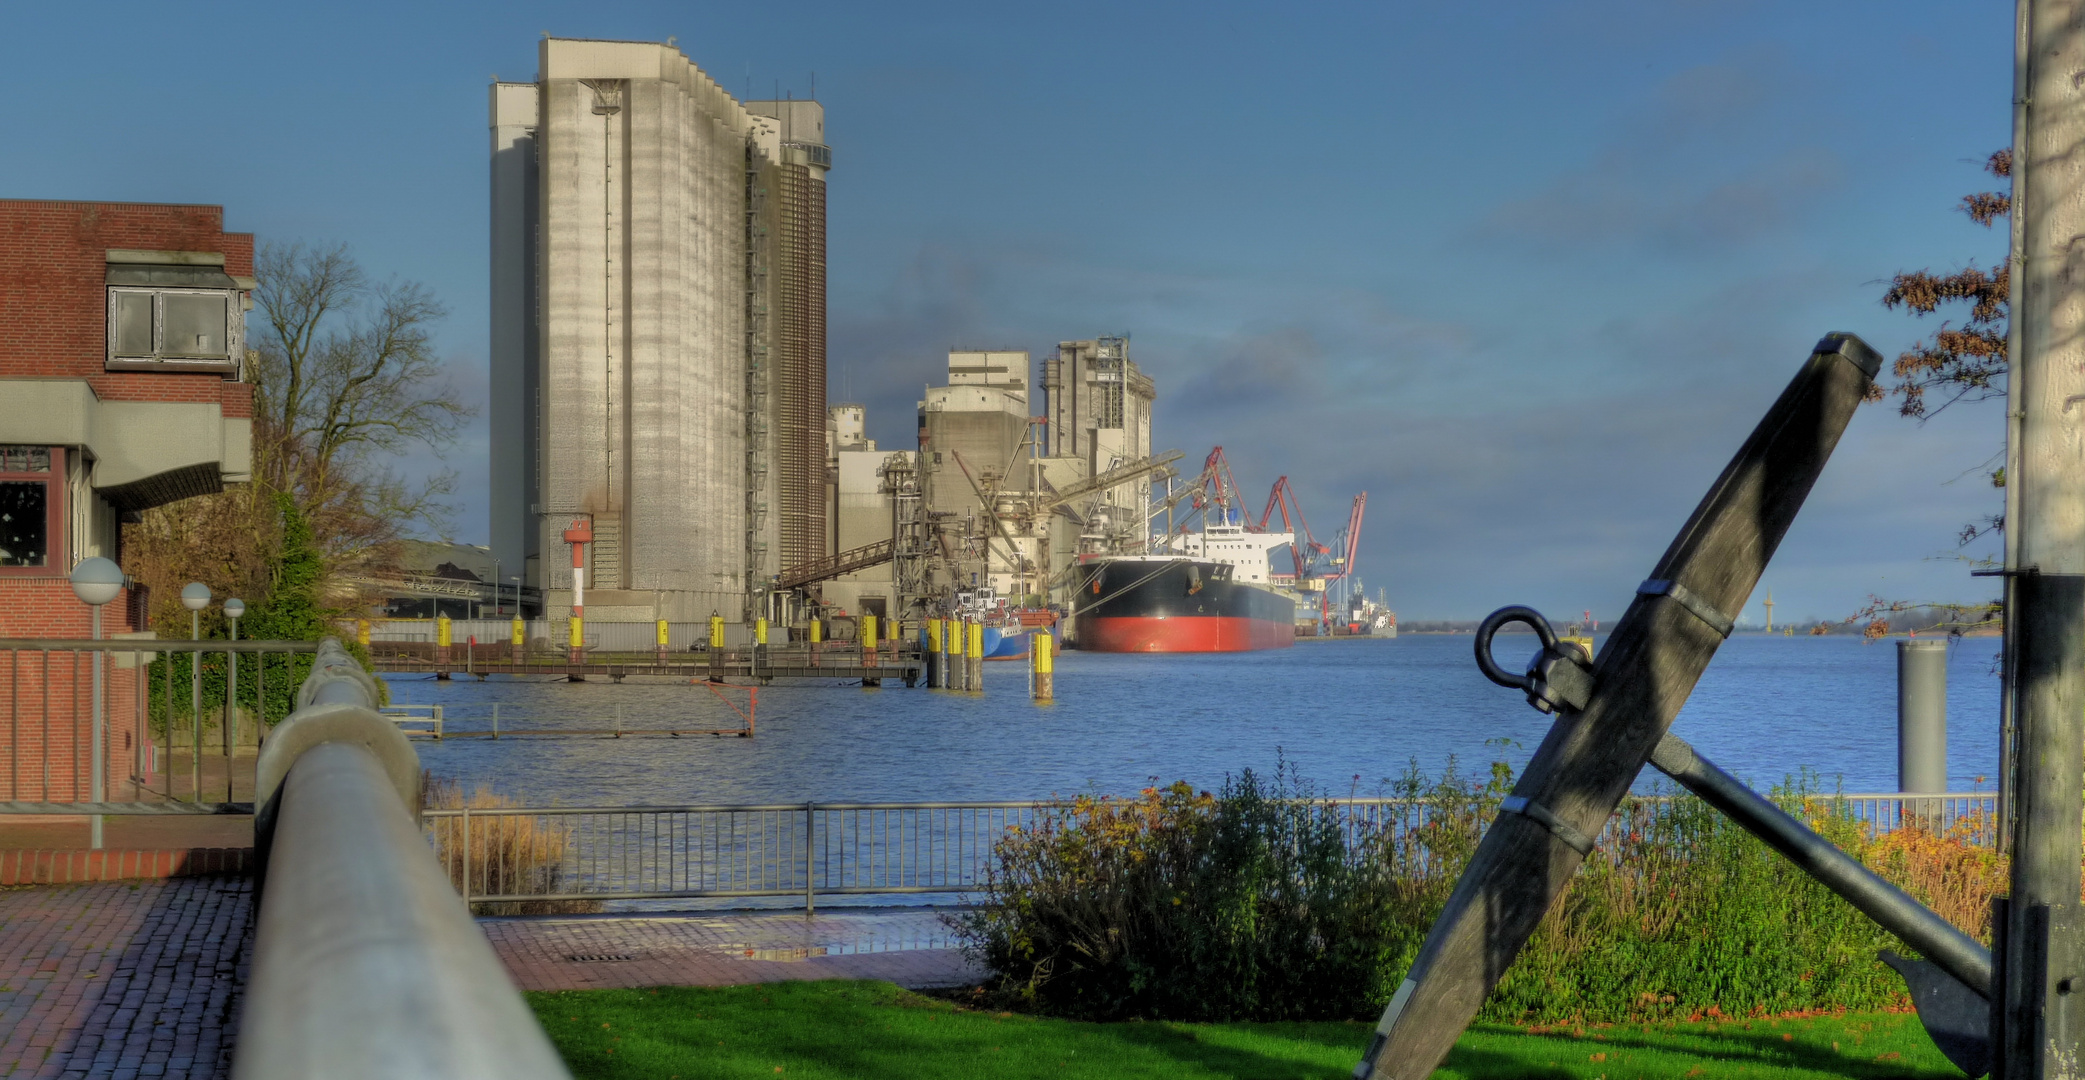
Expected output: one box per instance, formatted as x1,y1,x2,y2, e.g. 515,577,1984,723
0,638,323,652
232,638,570,1080
417,792,1997,818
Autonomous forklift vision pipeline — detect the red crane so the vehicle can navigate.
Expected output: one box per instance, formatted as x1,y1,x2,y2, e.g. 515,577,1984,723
1257,476,1329,581
1185,446,1250,528
1171,447,1371,634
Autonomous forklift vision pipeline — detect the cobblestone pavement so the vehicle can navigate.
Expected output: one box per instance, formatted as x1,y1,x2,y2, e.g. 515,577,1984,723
0,878,251,1080
0,888,974,1079
483,907,985,993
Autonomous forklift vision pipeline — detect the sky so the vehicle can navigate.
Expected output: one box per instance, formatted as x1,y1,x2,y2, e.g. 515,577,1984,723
0,1,2016,622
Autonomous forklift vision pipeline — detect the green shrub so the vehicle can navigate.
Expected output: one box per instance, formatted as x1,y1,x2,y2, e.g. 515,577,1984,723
144,493,383,738
954,761,1929,1025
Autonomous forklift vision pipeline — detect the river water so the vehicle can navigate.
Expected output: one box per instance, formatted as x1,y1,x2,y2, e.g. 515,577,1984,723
392,633,2003,806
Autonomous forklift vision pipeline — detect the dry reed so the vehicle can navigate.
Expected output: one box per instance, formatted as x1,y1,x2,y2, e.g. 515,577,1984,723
423,776,603,916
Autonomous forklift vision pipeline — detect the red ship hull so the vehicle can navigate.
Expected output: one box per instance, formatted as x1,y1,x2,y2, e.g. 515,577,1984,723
1071,557,1296,653
1080,614,1294,653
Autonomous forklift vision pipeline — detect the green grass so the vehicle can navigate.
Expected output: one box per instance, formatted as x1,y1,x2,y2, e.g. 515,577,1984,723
526,981,1960,1079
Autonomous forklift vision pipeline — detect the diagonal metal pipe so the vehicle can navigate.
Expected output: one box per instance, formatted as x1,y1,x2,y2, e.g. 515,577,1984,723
232,638,570,1080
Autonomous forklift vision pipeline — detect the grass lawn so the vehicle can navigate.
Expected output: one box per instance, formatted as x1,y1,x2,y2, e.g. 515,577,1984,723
526,981,1959,1079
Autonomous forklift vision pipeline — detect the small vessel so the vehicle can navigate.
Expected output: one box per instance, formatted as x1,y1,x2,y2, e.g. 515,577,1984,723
922,587,1030,659
1334,583,1397,637
1071,522,1297,652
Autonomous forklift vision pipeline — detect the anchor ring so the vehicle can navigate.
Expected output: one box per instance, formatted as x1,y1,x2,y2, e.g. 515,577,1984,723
1474,605,1558,692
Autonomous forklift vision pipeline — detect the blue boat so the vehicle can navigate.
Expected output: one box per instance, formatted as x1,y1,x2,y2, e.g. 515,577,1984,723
919,623,1029,659
921,587,1032,660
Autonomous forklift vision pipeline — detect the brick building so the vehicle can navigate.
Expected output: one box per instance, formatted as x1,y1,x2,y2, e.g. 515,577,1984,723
0,200,255,799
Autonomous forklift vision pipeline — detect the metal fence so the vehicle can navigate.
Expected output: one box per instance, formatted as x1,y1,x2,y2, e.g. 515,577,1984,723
421,791,2000,910
0,638,320,808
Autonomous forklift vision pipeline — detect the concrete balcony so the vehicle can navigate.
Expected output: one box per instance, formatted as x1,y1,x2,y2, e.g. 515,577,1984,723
2,379,252,512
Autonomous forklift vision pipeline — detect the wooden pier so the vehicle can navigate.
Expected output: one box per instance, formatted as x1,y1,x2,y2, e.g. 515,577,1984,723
366,643,923,687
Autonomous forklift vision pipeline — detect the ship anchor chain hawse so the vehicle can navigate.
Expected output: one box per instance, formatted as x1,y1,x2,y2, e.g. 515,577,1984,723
1351,333,2009,1080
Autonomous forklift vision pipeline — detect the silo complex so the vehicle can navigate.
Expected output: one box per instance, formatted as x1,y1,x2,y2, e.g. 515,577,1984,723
489,38,829,626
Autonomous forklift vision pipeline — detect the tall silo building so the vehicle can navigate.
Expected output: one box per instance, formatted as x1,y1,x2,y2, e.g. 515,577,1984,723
489,37,829,625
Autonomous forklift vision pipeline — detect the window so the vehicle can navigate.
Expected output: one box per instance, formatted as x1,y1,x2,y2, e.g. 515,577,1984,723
0,446,55,569
107,288,240,368
1095,357,1125,430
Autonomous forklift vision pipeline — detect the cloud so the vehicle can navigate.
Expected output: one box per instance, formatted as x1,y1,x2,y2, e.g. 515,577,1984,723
1478,56,1846,255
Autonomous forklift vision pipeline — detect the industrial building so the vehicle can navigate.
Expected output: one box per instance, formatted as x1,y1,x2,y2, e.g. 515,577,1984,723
1044,336,1156,564
901,341,1168,609
820,403,913,621
773,339,1172,631
488,37,829,628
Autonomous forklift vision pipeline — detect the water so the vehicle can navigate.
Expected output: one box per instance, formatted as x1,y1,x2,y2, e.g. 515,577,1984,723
393,634,2003,806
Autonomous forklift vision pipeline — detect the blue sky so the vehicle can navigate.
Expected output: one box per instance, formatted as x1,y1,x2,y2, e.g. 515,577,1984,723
0,1,2014,621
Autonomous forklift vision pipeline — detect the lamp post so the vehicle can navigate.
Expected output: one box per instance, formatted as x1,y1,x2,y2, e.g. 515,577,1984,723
493,559,502,617
180,584,210,802
70,558,123,849
222,597,244,803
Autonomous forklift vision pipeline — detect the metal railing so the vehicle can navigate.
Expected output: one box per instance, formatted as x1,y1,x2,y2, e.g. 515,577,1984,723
422,791,2000,911
0,637,321,810
425,802,1046,910
381,704,445,739
1829,792,1998,847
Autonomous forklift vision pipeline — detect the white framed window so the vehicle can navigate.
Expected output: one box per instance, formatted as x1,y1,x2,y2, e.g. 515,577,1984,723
106,287,242,371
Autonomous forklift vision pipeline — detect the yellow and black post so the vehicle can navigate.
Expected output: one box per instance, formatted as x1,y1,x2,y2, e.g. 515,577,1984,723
966,618,985,692
925,618,944,688
708,613,725,682
1032,630,1054,702
861,613,881,687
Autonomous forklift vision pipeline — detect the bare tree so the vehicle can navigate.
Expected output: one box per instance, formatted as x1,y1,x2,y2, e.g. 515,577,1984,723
1876,149,2012,421
125,241,469,631
249,241,470,562
1874,150,2012,548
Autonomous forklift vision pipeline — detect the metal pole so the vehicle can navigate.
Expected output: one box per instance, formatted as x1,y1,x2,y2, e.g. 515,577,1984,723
89,606,102,850
804,801,815,914
191,610,200,803
460,804,471,908
492,702,499,741
226,618,238,804
2000,0,2033,863
2002,4,2085,1074
1898,640,1948,794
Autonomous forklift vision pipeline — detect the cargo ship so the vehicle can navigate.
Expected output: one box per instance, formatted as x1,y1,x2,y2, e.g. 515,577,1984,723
1070,523,1296,652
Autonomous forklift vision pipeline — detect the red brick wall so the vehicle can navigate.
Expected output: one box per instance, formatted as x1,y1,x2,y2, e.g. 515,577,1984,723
0,199,252,403
0,200,251,803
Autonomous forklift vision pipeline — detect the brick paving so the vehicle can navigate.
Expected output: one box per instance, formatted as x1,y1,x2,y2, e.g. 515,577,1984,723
0,883,978,1079
484,907,985,993
0,877,251,1080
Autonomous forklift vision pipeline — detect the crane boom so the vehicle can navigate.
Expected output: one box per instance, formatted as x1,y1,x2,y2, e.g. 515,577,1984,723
1041,450,1185,512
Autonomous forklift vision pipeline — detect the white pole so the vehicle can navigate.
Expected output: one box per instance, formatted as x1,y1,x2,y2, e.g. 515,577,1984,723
90,605,102,849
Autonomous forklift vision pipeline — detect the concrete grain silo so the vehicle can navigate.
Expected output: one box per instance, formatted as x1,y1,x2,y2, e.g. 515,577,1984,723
489,38,829,628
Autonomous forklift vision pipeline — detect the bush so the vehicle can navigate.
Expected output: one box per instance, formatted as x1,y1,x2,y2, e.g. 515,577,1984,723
954,760,1991,1024
952,760,1507,1022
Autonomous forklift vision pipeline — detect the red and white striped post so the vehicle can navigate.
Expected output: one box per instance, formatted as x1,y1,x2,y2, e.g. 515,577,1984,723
561,517,592,664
